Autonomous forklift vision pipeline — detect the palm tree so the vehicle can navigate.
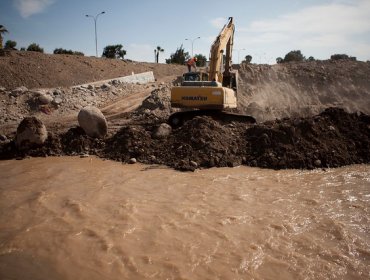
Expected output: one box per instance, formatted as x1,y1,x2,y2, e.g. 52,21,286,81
154,46,164,63
0,25,9,49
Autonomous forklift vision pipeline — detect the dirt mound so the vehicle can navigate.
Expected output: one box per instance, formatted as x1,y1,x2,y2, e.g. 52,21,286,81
1,108,369,171
237,60,370,121
0,50,185,90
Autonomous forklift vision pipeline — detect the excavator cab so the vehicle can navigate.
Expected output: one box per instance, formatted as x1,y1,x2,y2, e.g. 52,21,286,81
182,71,209,83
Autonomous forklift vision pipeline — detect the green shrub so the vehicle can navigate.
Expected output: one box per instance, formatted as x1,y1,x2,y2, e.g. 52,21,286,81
330,54,356,61
53,48,84,56
166,45,189,65
244,55,252,63
4,40,17,50
27,43,44,53
102,44,126,59
283,50,305,63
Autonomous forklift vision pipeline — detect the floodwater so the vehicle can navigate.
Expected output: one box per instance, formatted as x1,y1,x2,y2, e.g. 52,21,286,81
0,157,369,280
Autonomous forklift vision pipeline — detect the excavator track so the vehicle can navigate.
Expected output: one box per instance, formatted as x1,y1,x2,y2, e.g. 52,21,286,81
168,110,256,128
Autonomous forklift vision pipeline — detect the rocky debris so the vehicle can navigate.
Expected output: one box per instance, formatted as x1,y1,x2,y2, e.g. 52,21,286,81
78,106,108,138
10,86,28,97
15,117,48,149
130,84,180,125
0,81,150,127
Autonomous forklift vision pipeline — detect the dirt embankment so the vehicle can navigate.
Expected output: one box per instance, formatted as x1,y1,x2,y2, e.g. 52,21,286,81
237,60,370,121
0,51,185,89
0,51,369,171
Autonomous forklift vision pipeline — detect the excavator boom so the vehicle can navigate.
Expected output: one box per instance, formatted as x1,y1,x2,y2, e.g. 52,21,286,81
208,17,235,84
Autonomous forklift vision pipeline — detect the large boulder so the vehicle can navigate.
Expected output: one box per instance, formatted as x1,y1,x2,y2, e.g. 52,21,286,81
78,106,108,138
152,123,172,139
16,117,48,149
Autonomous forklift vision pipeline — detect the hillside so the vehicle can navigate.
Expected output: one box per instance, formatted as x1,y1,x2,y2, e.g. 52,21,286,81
0,50,185,89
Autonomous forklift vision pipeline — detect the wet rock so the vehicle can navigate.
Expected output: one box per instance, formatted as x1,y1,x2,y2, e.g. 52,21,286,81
52,97,63,106
78,106,108,138
152,123,172,139
10,86,28,97
53,88,63,96
190,160,198,168
16,117,48,149
101,83,110,90
38,93,53,105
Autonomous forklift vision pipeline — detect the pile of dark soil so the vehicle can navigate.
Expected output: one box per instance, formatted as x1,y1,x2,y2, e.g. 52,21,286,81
1,108,369,171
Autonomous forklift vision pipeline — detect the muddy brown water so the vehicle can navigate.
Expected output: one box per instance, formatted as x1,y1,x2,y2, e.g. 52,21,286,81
0,157,369,280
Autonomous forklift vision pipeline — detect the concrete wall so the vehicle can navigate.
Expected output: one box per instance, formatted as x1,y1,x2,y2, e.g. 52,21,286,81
75,71,155,88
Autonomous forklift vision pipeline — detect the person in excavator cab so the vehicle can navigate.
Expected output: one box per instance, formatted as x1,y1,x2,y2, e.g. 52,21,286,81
187,57,197,72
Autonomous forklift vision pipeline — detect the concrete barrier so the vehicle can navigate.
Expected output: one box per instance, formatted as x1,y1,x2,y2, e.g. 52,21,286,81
74,71,155,88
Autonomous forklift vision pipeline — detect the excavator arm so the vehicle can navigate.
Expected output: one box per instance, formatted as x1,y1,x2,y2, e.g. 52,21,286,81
208,17,235,84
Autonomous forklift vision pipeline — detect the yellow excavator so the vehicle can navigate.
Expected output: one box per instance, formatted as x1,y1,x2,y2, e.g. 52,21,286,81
169,17,256,127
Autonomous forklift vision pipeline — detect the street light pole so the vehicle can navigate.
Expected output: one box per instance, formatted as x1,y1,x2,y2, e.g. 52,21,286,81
185,36,200,57
235,48,246,63
85,11,105,57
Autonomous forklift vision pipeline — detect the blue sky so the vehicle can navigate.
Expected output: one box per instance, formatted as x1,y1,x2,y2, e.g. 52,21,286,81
1,0,369,63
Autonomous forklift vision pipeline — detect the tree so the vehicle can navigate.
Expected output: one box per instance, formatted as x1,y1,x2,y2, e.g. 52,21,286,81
4,40,17,50
27,43,44,53
194,54,207,67
53,48,84,56
244,55,252,63
154,46,164,63
102,44,126,59
308,56,315,61
276,57,283,64
166,45,189,65
0,25,9,49
330,54,356,61
283,50,305,63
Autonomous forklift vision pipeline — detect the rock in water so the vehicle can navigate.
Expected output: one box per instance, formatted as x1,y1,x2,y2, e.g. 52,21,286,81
152,123,172,139
78,106,108,138
16,117,48,149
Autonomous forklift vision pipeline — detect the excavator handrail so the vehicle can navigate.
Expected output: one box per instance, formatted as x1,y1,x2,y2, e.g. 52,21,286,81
208,17,235,83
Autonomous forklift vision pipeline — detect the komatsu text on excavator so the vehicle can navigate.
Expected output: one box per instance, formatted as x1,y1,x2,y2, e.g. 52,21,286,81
169,17,256,127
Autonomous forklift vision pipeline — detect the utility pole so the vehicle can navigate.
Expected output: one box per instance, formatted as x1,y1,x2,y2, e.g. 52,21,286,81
185,36,200,57
235,48,246,63
85,11,105,57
